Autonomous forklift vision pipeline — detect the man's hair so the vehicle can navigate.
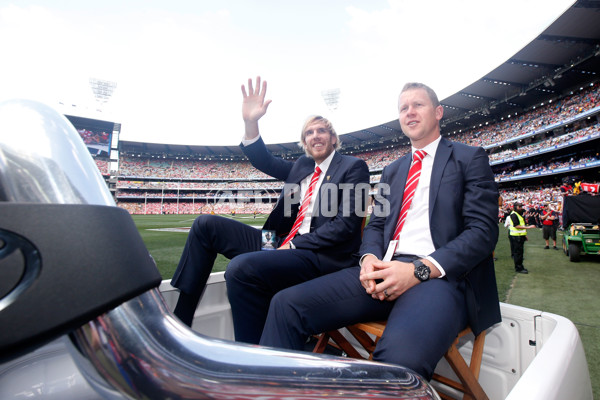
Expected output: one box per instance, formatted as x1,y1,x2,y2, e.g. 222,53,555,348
299,115,341,156
401,82,441,108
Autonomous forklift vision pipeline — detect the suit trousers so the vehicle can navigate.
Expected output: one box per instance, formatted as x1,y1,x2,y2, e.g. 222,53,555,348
171,215,263,296
259,259,468,381
226,247,323,344
171,214,330,345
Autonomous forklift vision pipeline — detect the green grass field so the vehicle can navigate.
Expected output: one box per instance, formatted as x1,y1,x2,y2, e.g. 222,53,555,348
133,213,599,397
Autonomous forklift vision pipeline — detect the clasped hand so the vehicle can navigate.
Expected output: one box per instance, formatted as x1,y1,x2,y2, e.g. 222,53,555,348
359,255,419,301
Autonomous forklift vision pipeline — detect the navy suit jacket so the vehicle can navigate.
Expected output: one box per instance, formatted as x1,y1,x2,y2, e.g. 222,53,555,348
241,137,370,272
360,137,501,335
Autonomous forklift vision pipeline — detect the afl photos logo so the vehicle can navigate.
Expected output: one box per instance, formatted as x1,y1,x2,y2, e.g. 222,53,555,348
0,229,41,312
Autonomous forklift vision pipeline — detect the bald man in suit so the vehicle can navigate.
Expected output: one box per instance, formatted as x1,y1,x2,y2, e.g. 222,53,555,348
260,82,501,381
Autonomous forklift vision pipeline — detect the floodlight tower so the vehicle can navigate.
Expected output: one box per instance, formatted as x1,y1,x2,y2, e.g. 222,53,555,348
321,88,341,112
89,78,117,111
89,78,119,181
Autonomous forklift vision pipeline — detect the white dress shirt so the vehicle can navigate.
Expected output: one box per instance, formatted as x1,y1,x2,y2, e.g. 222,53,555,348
242,134,333,236
296,150,333,235
394,136,446,277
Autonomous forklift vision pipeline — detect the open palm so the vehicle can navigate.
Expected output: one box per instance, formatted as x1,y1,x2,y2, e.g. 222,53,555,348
242,76,272,122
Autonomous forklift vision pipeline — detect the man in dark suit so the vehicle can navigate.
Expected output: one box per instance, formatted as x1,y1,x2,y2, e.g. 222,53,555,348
259,82,501,381
170,77,370,345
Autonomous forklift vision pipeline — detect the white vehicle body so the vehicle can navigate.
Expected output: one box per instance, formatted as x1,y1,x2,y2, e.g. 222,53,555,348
0,272,592,400
163,274,593,400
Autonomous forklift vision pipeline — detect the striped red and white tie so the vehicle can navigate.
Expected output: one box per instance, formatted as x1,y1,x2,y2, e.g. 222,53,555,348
391,150,427,240
280,166,322,247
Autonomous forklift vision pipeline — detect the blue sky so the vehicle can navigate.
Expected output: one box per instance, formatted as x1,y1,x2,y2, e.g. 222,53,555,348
0,0,574,146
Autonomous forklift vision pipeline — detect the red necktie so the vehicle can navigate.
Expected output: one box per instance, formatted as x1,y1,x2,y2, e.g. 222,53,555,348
392,150,427,240
281,166,322,247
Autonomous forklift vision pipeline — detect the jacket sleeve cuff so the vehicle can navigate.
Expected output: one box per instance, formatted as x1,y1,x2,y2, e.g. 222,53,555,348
359,253,377,267
426,256,446,278
241,134,261,147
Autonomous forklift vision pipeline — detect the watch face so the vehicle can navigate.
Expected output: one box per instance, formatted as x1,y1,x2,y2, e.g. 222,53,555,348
414,261,430,281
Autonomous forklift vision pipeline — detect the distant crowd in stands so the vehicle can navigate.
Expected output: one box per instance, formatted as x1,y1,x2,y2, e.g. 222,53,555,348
117,189,277,200
119,158,273,180
113,82,600,214
494,153,599,181
488,123,599,163
117,180,599,217
117,199,275,216
118,84,599,181
353,147,409,170
117,151,599,194
499,180,599,225
453,84,600,147
118,145,412,179
95,159,110,176
117,180,283,190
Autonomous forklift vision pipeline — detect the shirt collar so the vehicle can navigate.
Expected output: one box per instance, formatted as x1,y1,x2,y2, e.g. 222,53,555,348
411,136,441,161
315,150,335,174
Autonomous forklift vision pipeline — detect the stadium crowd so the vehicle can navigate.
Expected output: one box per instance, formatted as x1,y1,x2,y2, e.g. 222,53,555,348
95,159,110,176
113,82,599,215
488,124,599,163
117,180,283,190
118,199,275,215
119,158,273,180
452,84,600,148
494,154,599,181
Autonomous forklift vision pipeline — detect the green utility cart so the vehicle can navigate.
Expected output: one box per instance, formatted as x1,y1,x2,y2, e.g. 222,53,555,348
562,195,600,262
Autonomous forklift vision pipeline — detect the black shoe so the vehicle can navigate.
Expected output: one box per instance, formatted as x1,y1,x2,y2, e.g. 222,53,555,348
553,246,558,250
516,268,529,274
544,246,549,249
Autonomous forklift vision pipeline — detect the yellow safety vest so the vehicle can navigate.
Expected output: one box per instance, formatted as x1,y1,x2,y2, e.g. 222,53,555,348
508,211,527,236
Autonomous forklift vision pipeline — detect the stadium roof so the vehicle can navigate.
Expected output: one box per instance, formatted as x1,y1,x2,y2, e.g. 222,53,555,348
119,0,600,159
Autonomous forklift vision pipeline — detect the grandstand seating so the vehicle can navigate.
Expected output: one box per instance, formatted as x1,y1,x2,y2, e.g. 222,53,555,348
110,82,599,215
95,159,110,176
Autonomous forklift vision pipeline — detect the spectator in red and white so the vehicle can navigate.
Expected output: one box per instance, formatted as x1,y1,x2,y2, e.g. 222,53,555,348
541,203,559,250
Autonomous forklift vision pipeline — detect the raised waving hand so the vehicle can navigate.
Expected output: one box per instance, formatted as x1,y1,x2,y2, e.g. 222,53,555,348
242,76,272,123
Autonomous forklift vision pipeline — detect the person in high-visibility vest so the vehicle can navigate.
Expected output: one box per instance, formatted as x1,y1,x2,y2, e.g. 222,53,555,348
507,203,537,274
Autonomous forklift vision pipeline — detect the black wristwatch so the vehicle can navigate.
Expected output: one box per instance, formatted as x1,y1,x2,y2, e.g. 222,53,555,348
413,259,431,282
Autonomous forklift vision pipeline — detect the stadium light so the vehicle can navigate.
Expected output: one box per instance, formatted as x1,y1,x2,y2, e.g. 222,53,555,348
321,88,341,111
89,78,117,109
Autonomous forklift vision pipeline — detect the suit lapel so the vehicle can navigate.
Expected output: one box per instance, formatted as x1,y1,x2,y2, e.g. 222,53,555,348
274,156,313,213
385,140,452,242
291,156,317,184
265,156,313,234
429,138,452,221
311,152,342,219
384,154,411,242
